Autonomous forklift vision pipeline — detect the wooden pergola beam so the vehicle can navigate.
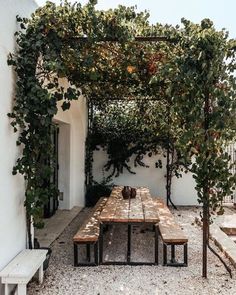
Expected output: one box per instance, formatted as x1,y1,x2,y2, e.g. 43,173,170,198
70,36,175,43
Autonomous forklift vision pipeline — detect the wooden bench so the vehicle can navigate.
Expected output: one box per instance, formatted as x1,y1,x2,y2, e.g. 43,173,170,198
0,249,47,295
154,198,188,267
73,197,108,266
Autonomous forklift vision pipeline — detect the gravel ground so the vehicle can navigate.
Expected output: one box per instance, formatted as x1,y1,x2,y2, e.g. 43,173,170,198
28,207,236,295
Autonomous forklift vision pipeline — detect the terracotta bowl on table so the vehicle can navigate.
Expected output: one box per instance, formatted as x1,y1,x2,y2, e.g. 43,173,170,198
121,186,136,199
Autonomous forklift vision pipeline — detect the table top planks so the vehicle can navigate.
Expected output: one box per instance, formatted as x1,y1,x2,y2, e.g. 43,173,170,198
129,189,145,222
141,191,160,223
99,186,159,224
112,198,130,222
99,186,122,222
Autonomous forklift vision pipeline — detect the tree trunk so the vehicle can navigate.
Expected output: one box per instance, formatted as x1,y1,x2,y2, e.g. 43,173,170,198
165,99,177,209
166,145,170,207
202,91,210,278
166,143,177,209
26,211,33,249
202,195,208,278
85,100,94,187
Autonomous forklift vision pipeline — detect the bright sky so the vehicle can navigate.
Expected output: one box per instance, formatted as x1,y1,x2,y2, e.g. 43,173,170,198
35,0,236,38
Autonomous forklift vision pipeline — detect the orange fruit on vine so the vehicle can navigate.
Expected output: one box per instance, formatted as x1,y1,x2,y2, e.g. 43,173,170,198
127,65,136,73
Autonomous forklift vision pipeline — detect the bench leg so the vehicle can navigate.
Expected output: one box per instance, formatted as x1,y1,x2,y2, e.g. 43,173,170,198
164,243,188,267
74,243,78,267
38,264,44,284
94,242,99,265
184,243,188,266
99,223,104,264
4,283,9,295
86,244,91,262
18,284,26,295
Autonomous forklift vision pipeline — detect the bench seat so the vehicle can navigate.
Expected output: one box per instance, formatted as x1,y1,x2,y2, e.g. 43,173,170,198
159,222,188,244
154,198,188,266
0,249,47,295
73,197,108,266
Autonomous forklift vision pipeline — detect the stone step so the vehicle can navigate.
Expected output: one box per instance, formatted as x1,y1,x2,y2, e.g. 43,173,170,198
229,235,236,243
219,214,236,235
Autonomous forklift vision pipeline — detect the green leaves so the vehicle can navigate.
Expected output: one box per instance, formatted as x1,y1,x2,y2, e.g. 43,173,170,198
61,101,71,111
8,0,236,234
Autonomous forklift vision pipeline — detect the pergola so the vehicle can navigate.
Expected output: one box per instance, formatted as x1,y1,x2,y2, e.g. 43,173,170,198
8,1,236,277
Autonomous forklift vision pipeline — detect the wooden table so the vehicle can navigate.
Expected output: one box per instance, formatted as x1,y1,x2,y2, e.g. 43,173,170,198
98,186,160,265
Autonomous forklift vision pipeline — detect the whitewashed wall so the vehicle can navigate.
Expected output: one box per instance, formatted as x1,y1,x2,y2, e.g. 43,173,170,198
0,5,87,289
0,0,38,284
93,150,199,206
54,97,87,209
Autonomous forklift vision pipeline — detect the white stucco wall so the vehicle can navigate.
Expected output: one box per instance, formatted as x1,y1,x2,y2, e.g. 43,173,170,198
93,149,199,206
0,0,38,281
0,7,87,289
54,97,87,209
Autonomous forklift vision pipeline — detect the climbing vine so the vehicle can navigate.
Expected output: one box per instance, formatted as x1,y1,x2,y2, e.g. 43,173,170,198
87,99,187,210
8,0,236,277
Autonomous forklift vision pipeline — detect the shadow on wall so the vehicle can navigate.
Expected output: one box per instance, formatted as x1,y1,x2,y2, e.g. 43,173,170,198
92,150,198,206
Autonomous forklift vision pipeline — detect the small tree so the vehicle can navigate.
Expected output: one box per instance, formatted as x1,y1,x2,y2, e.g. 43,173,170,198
174,19,236,277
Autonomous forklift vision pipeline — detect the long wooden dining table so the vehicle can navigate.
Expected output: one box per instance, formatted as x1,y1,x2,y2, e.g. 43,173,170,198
98,186,160,265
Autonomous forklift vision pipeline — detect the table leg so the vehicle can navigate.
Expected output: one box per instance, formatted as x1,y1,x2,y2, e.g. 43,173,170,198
155,225,159,265
163,243,167,266
74,243,78,267
127,224,131,263
99,223,104,264
94,242,99,265
86,244,91,262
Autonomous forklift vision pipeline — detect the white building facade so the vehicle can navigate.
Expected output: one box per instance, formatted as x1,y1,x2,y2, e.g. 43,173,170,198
0,0,38,276
0,2,87,292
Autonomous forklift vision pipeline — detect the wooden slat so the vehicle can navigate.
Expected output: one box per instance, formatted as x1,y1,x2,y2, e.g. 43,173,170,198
142,194,160,223
70,36,172,43
158,223,188,243
73,197,108,242
73,218,100,242
113,199,130,222
138,187,151,200
154,198,174,219
99,186,156,224
129,190,144,222
99,187,122,222
153,198,188,244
